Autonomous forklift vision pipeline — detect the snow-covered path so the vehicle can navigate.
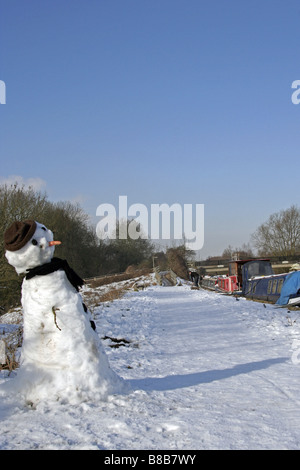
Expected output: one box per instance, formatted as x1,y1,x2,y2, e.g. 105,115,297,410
1,283,300,449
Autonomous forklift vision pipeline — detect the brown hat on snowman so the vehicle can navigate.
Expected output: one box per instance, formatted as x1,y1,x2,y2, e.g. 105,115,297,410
4,219,61,274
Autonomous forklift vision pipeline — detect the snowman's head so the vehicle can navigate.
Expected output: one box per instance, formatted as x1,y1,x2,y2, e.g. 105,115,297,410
4,220,61,274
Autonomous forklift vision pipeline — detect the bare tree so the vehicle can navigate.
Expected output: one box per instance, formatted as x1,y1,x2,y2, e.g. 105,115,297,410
222,243,254,260
166,245,190,279
106,219,154,273
0,183,103,308
0,183,50,309
251,205,300,257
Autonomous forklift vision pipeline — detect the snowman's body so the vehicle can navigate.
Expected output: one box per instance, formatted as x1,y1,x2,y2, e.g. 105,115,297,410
3,220,126,405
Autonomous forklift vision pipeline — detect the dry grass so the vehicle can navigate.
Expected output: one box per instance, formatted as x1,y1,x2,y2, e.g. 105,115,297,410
0,341,21,373
94,285,129,303
87,267,151,289
82,282,135,311
83,270,153,311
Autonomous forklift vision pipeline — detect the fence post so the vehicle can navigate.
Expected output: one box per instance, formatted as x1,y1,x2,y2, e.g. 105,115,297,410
0,339,6,365
153,266,162,285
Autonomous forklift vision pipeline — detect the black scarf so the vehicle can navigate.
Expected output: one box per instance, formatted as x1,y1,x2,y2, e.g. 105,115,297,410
25,257,84,291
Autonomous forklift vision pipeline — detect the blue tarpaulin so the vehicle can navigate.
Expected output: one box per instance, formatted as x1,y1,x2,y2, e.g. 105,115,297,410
276,271,300,305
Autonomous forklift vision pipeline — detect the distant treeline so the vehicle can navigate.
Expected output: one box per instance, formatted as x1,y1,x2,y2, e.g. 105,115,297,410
0,183,192,310
0,184,154,309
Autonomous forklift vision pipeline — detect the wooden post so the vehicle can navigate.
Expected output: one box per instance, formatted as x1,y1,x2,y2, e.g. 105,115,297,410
0,339,6,365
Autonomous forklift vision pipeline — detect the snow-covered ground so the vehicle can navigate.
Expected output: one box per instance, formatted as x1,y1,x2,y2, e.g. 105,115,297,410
1,277,300,450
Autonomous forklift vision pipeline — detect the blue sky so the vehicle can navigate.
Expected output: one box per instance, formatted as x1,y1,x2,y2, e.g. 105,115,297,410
1,0,300,258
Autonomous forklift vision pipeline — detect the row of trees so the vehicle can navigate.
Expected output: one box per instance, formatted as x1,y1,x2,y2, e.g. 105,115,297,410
0,184,156,309
0,183,191,309
251,205,300,258
220,205,300,260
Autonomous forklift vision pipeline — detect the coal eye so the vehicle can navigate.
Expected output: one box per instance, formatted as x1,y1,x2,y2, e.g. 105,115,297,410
31,239,38,246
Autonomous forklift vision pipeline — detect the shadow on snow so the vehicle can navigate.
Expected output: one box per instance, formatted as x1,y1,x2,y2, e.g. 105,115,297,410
128,357,288,392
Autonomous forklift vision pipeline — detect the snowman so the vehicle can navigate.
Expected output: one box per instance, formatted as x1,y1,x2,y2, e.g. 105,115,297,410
2,219,127,405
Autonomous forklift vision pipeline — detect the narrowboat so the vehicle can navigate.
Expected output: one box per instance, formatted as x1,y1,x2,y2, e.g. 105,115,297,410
201,258,300,307
216,275,239,294
241,259,300,306
201,275,218,290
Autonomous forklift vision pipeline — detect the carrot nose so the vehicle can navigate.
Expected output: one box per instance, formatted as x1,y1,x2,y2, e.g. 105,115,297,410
49,241,61,246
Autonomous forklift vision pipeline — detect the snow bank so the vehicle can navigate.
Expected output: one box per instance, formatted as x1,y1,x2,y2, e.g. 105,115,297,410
1,281,300,449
